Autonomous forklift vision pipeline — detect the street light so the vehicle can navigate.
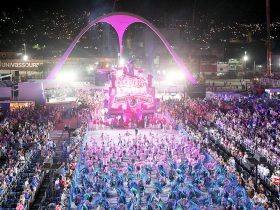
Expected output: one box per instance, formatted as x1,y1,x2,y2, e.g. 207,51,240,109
23,43,28,58
23,43,29,79
243,51,248,61
23,54,28,61
243,51,248,71
23,55,29,79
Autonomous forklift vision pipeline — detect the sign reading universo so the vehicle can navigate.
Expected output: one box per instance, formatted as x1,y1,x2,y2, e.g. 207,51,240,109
0,60,44,71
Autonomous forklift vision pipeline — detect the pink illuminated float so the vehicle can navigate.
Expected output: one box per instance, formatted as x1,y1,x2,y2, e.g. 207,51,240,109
105,64,160,126
47,12,197,83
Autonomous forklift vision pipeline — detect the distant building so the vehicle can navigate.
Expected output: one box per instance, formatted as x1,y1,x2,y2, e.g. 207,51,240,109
217,62,229,75
0,52,22,60
228,59,242,71
200,64,217,76
272,55,280,74
199,55,217,77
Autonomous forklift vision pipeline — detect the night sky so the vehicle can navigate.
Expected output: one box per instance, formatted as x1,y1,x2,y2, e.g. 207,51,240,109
1,0,280,24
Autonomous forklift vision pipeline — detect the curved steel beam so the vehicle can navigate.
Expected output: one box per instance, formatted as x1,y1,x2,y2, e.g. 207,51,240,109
47,12,197,83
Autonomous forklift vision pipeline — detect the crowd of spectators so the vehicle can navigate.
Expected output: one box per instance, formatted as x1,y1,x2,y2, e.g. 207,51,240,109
0,105,63,209
43,88,97,209
162,94,280,208
0,86,104,209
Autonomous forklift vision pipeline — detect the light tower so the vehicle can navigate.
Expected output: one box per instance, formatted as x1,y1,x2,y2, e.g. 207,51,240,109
243,51,248,71
266,0,272,76
23,43,28,61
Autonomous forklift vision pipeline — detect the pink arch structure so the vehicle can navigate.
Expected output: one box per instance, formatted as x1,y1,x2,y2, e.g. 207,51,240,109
47,12,197,83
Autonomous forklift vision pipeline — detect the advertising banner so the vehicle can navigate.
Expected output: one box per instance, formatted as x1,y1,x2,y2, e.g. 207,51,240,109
0,59,44,71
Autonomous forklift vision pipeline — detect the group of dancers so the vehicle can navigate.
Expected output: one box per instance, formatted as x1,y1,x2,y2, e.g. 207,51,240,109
72,129,263,209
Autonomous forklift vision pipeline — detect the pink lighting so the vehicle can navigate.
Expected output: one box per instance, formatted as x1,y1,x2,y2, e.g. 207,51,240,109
47,12,197,83
100,15,141,60
106,66,158,126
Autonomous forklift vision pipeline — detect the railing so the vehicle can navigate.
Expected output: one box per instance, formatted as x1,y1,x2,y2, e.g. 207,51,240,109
26,171,45,210
38,191,47,210
67,127,88,210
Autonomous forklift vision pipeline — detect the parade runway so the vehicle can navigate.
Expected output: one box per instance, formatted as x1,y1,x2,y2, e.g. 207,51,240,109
74,128,181,208
85,128,177,147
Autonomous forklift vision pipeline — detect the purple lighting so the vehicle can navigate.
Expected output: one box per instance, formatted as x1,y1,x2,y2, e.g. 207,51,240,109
47,12,197,83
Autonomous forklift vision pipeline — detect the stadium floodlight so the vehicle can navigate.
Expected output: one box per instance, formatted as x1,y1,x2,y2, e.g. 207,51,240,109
243,51,248,61
165,71,185,81
55,71,77,82
119,58,126,66
22,43,28,61
23,54,28,61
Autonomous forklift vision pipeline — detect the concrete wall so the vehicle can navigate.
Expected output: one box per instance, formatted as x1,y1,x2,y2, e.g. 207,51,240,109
18,82,45,104
0,87,12,99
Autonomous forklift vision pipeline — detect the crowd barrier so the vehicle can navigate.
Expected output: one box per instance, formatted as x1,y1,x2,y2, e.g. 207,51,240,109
67,128,88,209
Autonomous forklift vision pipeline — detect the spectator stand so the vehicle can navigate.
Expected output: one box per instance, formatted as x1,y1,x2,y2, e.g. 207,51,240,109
182,115,280,207
163,97,279,208
0,150,45,210
210,125,280,205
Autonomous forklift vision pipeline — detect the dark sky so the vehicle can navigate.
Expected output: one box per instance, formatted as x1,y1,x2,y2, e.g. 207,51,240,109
1,0,280,24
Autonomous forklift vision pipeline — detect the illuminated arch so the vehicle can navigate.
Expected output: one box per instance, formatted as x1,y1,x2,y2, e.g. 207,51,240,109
47,12,197,83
